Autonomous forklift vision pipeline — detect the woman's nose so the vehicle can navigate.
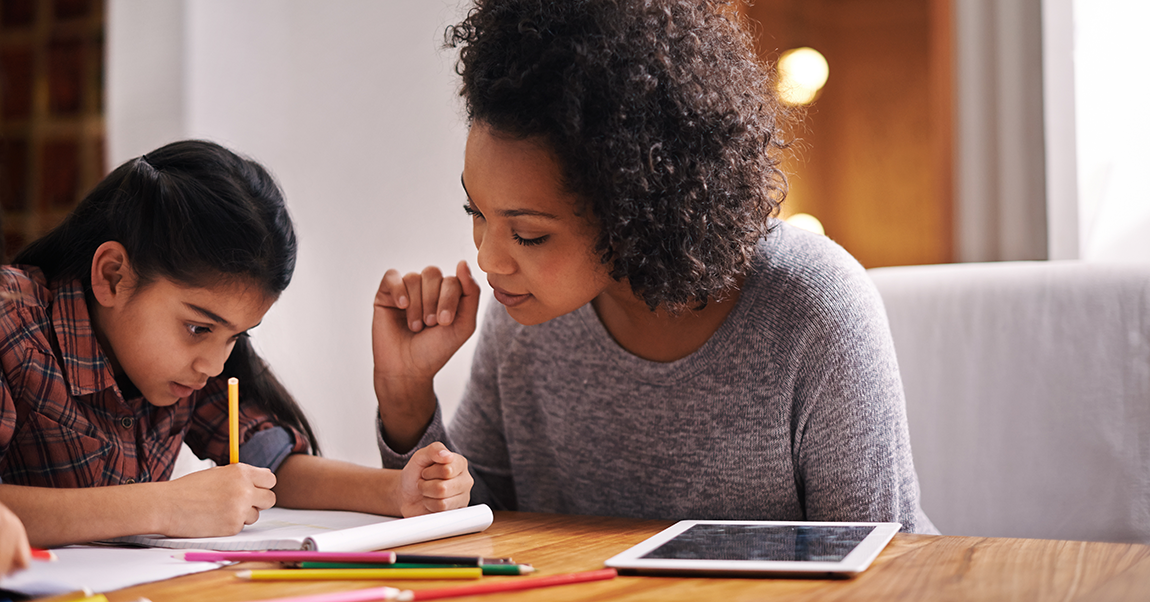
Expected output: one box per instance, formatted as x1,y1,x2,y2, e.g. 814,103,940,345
475,225,514,275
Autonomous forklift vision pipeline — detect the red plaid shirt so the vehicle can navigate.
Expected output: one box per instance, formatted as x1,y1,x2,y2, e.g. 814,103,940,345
0,266,307,488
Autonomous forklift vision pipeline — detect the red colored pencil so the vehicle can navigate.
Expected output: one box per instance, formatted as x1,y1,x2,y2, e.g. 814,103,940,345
30,547,57,561
403,568,618,601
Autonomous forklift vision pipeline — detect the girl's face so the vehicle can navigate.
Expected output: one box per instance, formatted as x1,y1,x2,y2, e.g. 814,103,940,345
93,262,274,407
463,122,620,325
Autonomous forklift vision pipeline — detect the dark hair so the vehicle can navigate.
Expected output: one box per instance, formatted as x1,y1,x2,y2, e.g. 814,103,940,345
14,139,320,454
449,0,789,311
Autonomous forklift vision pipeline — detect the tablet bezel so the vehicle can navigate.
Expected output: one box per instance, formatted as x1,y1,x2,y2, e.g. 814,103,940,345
604,520,901,577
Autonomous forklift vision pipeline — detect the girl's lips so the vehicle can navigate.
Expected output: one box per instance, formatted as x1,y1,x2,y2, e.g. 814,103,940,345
170,381,205,399
170,382,195,398
492,288,532,308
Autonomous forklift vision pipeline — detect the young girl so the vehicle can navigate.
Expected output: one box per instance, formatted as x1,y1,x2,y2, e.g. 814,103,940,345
0,140,472,548
372,0,935,532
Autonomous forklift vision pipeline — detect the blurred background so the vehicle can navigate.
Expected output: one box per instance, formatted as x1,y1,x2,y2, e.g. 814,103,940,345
1,0,1147,467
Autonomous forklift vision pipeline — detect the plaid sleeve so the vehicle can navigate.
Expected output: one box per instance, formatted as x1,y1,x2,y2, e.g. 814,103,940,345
183,377,310,467
0,368,16,483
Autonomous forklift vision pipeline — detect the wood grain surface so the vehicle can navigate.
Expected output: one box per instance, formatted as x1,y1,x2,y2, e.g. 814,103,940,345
98,511,1150,602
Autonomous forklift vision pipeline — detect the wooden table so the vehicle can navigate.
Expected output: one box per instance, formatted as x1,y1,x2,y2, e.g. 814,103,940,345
99,511,1150,602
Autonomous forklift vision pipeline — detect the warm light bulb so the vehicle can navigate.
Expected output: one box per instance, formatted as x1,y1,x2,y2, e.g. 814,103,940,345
776,47,829,106
785,213,825,236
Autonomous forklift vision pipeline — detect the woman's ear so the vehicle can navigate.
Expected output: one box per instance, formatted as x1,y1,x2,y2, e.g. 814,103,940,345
90,241,134,308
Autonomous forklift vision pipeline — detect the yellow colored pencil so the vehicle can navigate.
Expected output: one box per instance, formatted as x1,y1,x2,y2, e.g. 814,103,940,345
235,567,483,581
228,377,239,464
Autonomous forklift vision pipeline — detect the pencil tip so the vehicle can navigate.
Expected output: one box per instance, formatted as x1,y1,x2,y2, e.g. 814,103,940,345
236,570,252,579
520,564,537,574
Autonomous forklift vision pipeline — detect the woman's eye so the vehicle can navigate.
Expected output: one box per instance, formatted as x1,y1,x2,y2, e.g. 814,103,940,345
462,203,484,220
513,234,549,247
187,324,212,336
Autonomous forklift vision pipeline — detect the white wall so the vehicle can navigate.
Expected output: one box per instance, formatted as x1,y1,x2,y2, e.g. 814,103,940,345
1072,0,1150,261
108,0,481,466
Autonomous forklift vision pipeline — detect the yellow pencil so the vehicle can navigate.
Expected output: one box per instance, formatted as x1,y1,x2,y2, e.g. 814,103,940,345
228,377,239,464
235,567,483,581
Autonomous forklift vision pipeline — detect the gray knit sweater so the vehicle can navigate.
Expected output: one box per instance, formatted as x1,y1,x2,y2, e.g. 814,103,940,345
379,222,937,533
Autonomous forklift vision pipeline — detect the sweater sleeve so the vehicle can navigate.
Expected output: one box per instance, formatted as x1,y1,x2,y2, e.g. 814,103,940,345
447,301,519,510
374,302,515,510
784,254,937,534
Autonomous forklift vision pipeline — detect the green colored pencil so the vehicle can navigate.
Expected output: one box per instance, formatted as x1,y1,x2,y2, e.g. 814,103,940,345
299,562,536,575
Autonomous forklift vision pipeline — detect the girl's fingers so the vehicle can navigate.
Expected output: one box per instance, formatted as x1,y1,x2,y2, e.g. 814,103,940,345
421,266,444,327
401,272,425,332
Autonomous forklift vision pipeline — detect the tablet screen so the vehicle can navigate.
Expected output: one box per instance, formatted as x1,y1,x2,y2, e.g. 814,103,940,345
640,524,877,563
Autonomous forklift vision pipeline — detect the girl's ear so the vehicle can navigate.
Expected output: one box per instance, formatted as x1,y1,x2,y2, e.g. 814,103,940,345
90,241,135,308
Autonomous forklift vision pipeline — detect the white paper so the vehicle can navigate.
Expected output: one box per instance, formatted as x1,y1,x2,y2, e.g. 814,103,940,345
102,505,493,552
0,546,219,597
0,506,494,596
305,505,495,551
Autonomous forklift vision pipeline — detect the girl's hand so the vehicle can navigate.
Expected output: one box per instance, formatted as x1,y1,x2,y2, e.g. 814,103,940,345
373,261,480,450
159,463,277,537
0,502,30,575
398,442,473,517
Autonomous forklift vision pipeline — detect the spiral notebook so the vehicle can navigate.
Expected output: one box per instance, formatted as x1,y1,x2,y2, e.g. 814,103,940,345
103,504,494,552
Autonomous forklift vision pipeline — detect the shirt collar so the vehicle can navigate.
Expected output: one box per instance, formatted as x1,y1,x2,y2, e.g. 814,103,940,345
50,280,118,396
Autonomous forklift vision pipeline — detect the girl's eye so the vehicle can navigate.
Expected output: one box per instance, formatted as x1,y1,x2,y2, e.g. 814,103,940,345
513,234,549,247
462,203,484,220
187,324,212,336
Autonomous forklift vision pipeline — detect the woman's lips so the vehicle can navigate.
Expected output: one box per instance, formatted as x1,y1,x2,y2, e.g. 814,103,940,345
492,288,532,308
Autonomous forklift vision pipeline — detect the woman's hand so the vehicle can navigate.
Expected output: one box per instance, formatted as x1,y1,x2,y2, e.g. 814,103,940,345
158,463,277,537
373,261,480,450
398,442,473,517
0,501,30,575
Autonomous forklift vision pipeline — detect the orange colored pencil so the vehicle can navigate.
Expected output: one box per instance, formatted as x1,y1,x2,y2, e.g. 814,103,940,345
228,377,239,464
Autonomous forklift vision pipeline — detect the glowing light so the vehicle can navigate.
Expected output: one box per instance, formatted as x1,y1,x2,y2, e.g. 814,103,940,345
776,47,829,106
785,213,825,235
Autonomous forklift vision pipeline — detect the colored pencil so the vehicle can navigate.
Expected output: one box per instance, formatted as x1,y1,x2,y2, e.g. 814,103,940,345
236,567,483,580
177,550,397,564
36,590,94,602
30,547,57,561
232,568,618,602
228,377,239,464
402,568,618,601
234,587,402,602
393,554,513,566
300,562,535,575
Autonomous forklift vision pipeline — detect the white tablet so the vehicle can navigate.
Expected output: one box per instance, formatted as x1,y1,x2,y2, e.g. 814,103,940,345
604,520,901,577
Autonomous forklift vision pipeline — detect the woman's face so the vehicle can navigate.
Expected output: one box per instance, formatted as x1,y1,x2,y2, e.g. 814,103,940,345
462,122,618,325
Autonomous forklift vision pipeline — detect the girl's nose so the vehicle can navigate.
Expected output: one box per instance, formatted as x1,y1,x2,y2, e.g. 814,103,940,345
193,345,230,378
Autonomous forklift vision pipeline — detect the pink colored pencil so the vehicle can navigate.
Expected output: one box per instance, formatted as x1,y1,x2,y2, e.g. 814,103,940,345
233,568,619,602
405,568,619,601
237,586,402,602
177,550,397,564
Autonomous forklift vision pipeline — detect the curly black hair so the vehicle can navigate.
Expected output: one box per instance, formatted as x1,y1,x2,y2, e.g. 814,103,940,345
448,0,789,311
